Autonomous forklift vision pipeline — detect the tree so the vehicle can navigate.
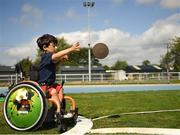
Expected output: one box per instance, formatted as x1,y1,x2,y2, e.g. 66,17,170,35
16,57,32,76
111,60,128,70
34,49,42,65
160,51,172,70
170,37,180,71
103,65,110,70
160,37,180,71
142,60,151,66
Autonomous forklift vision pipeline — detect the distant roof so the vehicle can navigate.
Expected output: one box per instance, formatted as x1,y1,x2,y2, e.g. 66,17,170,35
125,65,162,73
0,65,15,72
60,66,105,72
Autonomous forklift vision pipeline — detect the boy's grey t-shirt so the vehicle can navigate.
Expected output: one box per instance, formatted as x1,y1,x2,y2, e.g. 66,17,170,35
38,52,56,85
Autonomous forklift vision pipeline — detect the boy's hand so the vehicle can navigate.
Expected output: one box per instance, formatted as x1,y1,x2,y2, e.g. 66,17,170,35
71,42,80,51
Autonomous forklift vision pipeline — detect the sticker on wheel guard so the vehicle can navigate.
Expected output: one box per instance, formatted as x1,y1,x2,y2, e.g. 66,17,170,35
5,86,43,128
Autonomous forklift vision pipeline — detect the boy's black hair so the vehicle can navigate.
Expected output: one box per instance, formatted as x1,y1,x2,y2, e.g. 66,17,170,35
37,34,58,50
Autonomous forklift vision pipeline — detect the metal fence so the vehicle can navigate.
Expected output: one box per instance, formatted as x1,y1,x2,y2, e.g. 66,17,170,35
0,72,180,84
56,72,180,82
0,74,18,84
1,72,179,85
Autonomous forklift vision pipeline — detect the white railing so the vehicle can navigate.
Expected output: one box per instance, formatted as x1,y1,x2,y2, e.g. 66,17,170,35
0,72,179,84
0,74,18,84
126,72,180,81
56,73,108,82
56,72,180,82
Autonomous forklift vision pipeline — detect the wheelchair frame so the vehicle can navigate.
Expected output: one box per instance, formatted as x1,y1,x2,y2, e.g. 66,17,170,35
3,66,78,133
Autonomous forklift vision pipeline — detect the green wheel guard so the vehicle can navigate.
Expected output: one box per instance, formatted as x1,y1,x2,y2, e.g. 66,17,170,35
3,82,47,131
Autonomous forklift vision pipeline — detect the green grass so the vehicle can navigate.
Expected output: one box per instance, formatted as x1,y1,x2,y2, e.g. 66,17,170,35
71,90,180,129
0,90,180,134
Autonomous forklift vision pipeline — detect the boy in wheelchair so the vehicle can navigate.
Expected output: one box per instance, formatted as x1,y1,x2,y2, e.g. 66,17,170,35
36,34,80,128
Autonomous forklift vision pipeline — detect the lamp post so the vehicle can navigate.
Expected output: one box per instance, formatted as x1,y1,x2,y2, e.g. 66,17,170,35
83,0,95,82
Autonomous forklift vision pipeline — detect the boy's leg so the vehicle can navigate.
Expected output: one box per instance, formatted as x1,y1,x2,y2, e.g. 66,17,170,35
49,88,61,112
58,88,64,102
50,89,66,133
58,88,66,114
50,85,67,133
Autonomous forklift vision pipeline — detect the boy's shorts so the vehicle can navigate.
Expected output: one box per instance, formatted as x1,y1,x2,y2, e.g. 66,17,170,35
41,83,63,93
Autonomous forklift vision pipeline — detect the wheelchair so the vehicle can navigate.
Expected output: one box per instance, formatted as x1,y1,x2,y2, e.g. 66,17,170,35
3,64,78,133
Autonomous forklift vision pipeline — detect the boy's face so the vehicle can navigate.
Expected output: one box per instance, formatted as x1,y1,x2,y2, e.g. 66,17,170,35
43,42,57,53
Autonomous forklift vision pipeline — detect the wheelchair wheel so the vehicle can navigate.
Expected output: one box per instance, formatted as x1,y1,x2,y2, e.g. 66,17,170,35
3,82,48,131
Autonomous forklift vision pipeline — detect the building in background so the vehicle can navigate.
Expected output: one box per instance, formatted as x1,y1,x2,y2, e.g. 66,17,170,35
59,66,105,74
125,65,163,73
0,65,15,75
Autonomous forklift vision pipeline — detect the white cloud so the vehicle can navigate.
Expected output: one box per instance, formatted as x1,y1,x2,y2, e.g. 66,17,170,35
52,8,80,22
9,3,42,28
2,38,38,66
103,19,112,27
136,0,180,9
112,0,124,5
136,0,157,5
160,0,180,9
20,4,42,28
66,8,77,18
22,4,42,20
57,13,180,66
2,13,180,66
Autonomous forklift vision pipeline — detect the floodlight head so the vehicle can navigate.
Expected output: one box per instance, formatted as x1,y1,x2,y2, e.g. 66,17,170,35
83,2,86,7
92,2,95,7
83,0,95,7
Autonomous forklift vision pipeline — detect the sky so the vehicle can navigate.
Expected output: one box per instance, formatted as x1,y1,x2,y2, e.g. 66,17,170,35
0,0,180,66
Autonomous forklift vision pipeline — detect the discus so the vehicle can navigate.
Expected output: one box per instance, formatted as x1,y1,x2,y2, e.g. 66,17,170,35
92,43,109,59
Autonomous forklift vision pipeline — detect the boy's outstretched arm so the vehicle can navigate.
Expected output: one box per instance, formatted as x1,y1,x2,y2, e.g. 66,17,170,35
52,42,80,61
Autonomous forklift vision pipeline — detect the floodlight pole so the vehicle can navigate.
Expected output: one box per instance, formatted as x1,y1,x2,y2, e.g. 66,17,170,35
83,0,95,82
